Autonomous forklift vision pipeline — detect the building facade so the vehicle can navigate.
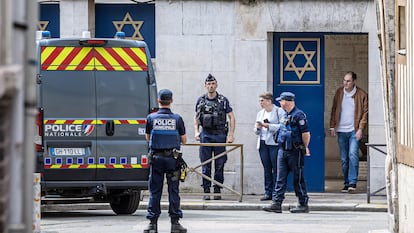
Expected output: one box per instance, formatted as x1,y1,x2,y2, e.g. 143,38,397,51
39,0,386,195
394,1,414,232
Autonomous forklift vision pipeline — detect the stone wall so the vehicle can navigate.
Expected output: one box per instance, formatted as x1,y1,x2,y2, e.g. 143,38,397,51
398,164,414,232
154,0,384,194
0,95,12,233
60,0,385,195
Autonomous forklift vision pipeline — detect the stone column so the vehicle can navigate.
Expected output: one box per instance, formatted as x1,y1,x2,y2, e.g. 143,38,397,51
60,0,95,38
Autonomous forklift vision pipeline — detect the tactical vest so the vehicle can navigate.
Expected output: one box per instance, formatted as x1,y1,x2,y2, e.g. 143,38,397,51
196,94,227,130
149,112,181,150
277,107,303,150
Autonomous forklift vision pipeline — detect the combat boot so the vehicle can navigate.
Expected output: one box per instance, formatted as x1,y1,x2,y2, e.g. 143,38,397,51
171,218,187,233
213,187,221,200
203,187,210,200
262,201,282,213
143,219,158,233
289,204,309,213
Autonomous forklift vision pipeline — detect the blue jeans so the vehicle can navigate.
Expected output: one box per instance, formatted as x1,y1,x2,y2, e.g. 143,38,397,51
258,140,278,196
199,131,227,189
337,131,360,185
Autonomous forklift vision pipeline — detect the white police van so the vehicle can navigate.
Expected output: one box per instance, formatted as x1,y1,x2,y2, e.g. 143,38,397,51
35,32,157,214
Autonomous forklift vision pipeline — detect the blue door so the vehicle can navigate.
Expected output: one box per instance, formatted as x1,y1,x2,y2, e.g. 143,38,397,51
273,33,325,192
95,4,156,58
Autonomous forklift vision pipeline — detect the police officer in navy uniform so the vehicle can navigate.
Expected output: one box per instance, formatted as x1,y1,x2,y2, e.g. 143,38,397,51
263,92,311,213
144,89,187,233
194,74,235,200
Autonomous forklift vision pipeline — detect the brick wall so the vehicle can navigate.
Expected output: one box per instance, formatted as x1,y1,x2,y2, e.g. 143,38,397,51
0,95,12,233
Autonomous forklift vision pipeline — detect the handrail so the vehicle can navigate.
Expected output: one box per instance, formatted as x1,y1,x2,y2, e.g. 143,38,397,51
365,143,387,203
183,143,244,202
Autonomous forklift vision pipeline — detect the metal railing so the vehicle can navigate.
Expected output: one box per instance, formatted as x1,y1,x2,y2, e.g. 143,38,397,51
366,143,387,203
183,143,244,202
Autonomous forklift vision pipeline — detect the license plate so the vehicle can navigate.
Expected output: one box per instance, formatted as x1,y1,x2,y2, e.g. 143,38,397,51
52,148,85,156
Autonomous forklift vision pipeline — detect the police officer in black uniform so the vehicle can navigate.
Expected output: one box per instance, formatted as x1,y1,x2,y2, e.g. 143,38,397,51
263,92,311,214
144,89,187,233
194,74,235,200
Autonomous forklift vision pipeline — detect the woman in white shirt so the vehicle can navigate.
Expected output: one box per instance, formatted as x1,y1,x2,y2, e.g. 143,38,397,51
254,92,285,201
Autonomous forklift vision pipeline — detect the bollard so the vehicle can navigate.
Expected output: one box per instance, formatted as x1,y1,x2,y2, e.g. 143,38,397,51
33,173,41,233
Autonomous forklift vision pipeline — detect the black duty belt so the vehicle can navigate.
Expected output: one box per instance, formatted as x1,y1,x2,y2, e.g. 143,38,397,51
203,128,226,134
153,149,174,157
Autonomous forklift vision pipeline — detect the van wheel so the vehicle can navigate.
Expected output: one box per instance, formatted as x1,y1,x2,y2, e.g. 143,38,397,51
110,191,140,215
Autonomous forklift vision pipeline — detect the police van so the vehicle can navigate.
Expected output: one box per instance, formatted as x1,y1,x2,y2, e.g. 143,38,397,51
35,32,157,214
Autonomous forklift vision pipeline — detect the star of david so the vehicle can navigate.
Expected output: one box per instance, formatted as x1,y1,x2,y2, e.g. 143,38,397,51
38,21,49,31
284,42,316,80
112,12,144,40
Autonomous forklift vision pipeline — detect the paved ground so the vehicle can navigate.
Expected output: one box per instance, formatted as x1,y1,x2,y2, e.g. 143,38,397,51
41,209,389,233
42,192,387,212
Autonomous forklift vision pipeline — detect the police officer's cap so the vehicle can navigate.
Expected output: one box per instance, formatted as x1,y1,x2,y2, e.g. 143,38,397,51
205,73,216,83
275,92,295,101
158,89,173,101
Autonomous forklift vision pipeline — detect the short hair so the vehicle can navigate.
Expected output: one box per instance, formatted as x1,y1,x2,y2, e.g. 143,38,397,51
259,92,273,102
345,71,357,81
159,99,172,105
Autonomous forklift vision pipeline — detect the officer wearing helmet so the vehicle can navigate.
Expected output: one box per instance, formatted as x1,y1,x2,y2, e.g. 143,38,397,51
144,89,187,233
263,92,311,214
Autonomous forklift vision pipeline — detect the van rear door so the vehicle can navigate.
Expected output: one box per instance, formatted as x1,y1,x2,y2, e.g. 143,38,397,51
40,40,97,182
93,41,150,182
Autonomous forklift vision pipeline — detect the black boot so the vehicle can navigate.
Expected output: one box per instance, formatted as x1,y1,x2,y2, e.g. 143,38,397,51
262,202,282,213
143,219,158,233
203,187,210,200
213,187,221,200
289,204,309,213
171,218,187,233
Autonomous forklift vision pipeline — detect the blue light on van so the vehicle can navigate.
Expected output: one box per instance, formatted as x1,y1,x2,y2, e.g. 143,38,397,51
42,31,51,39
115,31,125,39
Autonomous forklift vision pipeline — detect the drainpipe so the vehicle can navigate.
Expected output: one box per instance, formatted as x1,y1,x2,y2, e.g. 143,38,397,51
22,0,38,232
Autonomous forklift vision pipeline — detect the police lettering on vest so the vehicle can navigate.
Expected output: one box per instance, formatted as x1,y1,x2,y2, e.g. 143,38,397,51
153,119,176,130
148,112,181,150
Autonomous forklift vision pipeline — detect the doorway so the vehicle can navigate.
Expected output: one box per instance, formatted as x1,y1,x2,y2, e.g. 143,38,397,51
273,33,369,192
